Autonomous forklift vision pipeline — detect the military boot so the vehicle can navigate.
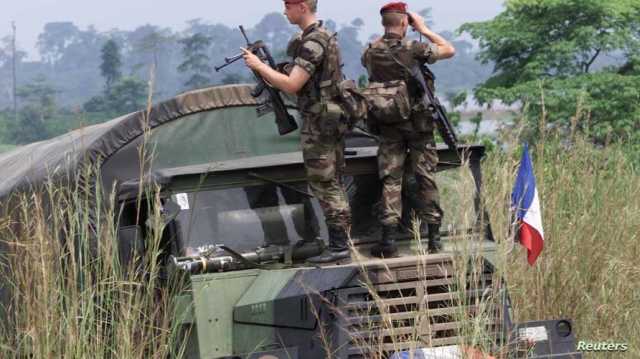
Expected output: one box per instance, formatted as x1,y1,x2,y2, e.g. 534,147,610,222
307,227,351,264
370,225,399,258
292,237,324,259
427,223,443,253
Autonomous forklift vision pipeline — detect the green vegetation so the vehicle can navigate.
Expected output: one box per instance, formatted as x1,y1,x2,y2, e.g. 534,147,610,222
83,39,147,116
483,136,640,357
7,76,57,144
178,33,213,90
83,76,148,115
461,0,640,148
0,172,187,357
100,39,123,91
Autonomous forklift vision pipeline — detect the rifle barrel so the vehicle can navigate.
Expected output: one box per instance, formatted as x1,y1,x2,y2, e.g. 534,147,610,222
215,54,244,72
225,53,244,63
239,25,250,44
214,62,231,72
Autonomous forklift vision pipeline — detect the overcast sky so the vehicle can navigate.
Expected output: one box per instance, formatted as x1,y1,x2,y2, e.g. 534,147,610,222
1,0,504,59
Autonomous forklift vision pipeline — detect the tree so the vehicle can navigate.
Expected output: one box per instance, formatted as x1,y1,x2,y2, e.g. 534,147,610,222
178,33,213,90
351,18,364,28
460,0,640,144
119,25,180,100
251,13,296,58
130,26,174,72
100,39,122,90
16,75,57,120
10,106,50,144
84,75,148,115
9,76,57,144
106,77,148,114
37,22,80,66
1,33,27,118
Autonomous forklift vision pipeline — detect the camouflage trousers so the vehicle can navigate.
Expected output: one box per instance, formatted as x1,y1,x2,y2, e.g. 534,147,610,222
378,123,443,227
301,115,352,235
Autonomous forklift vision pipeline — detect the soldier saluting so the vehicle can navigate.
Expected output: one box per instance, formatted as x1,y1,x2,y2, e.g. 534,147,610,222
362,2,456,257
242,0,352,263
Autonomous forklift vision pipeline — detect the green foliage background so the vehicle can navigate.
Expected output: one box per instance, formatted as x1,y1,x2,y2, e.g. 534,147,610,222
461,0,640,150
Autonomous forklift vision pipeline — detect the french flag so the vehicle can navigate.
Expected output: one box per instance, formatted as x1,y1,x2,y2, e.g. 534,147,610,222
511,144,544,266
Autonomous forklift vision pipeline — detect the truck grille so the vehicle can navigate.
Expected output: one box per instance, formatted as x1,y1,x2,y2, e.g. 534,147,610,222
333,254,504,359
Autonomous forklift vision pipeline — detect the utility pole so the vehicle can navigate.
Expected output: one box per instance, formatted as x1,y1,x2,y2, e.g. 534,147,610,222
11,21,17,123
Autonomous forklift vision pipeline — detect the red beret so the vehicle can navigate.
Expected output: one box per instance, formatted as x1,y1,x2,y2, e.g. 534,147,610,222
380,2,408,15
284,0,306,4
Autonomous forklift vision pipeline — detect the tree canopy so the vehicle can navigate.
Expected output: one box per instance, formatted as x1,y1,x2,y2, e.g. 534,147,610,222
100,39,122,90
178,33,213,90
8,76,57,143
461,0,640,144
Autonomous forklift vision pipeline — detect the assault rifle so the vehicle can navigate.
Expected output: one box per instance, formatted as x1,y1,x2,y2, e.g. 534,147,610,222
215,26,298,136
412,64,459,151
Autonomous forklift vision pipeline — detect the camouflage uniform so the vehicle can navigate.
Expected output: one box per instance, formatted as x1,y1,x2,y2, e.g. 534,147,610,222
288,21,351,247
362,33,444,227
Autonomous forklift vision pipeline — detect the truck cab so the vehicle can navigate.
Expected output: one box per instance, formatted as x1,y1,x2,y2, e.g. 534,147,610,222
116,142,505,359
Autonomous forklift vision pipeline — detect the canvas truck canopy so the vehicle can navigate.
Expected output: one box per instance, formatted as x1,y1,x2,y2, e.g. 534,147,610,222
0,84,303,204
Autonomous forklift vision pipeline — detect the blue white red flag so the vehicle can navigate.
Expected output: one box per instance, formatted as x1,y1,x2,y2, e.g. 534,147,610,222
511,144,544,265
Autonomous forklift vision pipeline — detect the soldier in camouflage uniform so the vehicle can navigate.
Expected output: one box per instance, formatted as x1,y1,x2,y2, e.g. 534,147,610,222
242,0,352,263
362,2,456,257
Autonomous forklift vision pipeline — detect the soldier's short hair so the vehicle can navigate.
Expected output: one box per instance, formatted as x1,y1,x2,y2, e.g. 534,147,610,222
382,12,406,27
305,0,318,13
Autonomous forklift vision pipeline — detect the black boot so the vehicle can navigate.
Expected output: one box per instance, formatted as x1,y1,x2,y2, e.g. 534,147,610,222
370,225,399,258
292,237,324,259
307,227,351,264
427,223,443,253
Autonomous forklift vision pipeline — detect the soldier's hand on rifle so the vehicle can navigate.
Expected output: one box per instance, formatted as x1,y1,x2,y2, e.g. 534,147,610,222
241,48,263,71
240,47,309,95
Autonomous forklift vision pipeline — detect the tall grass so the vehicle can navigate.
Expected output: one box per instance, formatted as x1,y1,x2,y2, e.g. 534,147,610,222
0,165,187,358
1,132,637,358
482,136,640,357
0,65,189,358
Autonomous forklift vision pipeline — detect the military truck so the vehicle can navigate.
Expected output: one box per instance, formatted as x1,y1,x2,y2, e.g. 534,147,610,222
0,85,581,358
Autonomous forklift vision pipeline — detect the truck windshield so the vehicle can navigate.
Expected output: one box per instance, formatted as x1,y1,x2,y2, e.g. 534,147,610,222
172,182,326,255
172,167,479,256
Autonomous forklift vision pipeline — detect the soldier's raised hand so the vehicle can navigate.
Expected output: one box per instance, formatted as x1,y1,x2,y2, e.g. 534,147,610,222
407,11,429,33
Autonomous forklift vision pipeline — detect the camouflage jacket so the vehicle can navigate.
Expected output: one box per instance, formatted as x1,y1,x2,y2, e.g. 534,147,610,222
287,21,344,116
361,33,440,99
